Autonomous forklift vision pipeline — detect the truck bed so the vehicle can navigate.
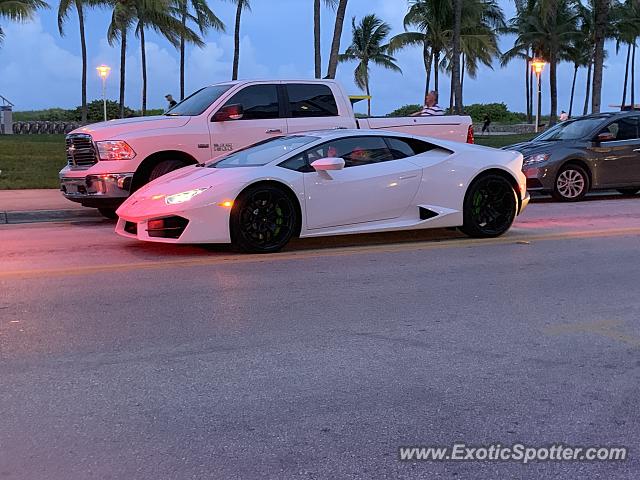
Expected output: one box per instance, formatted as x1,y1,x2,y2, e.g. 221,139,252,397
356,115,472,143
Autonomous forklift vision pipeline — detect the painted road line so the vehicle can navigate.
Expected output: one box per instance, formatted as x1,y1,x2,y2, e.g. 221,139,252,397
1,226,639,280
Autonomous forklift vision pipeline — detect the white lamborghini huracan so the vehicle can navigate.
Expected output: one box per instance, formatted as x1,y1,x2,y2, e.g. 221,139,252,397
116,130,529,252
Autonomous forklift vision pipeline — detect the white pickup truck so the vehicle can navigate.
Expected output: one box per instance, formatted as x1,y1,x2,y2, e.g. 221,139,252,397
59,79,473,217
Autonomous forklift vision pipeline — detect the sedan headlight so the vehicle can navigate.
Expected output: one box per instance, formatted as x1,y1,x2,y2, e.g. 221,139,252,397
523,153,550,166
164,188,209,205
96,140,136,161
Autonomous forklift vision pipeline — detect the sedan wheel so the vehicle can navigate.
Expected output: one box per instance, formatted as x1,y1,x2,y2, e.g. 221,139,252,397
460,174,518,238
552,165,589,201
230,185,298,253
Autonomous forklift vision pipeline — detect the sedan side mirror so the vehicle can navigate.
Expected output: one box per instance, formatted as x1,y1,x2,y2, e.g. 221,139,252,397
596,132,615,142
311,157,345,172
212,104,244,122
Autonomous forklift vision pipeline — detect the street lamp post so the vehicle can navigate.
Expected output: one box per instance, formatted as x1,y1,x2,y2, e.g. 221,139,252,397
531,58,546,133
96,65,111,122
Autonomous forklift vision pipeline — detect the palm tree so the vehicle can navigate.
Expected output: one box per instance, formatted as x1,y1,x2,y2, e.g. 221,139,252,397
314,0,337,78
338,14,401,115
591,0,611,113
451,0,462,113
388,0,451,95
107,0,136,118
614,0,640,109
506,0,579,125
326,0,348,79
231,0,250,81
173,0,223,99
1,0,48,44
564,40,590,118
58,0,99,123
135,4,202,114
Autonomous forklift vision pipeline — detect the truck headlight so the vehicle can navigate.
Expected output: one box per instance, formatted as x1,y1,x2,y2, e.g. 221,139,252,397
96,140,136,161
165,188,209,205
523,153,550,166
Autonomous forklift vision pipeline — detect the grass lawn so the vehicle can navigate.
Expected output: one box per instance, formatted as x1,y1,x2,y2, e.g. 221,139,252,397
474,133,537,148
0,134,66,189
0,132,537,190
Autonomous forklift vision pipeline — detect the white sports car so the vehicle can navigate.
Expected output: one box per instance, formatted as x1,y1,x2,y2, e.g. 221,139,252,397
115,130,529,252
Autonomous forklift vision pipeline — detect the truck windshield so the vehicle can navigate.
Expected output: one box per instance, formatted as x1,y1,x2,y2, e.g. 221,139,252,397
533,116,607,141
211,136,318,168
166,85,232,116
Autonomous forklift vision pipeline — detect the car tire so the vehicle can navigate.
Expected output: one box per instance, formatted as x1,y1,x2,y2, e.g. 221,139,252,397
230,184,298,253
616,188,640,196
98,208,118,219
460,173,518,238
149,159,187,182
552,164,589,201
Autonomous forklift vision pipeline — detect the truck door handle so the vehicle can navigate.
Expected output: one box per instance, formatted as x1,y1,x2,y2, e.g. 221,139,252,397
399,174,418,180
266,128,282,134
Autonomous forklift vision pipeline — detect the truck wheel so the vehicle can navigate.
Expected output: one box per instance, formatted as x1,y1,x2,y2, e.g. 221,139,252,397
98,208,118,219
149,159,186,182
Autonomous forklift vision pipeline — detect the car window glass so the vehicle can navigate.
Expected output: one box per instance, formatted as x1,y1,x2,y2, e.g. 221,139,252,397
222,84,280,120
279,153,313,173
305,136,394,168
599,117,639,141
212,135,317,168
166,85,232,116
286,84,339,118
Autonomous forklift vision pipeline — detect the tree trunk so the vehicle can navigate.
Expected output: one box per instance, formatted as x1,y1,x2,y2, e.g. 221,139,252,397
568,64,578,118
460,53,465,108
180,8,186,100
451,0,463,114
232,2,242,80
314,0,321,79
622,43,631,109
449,75,454,112
77,0,87,123
423,40,432,98
326,0,348,79
119,28,127,119
591,0,609,113
433,50,439,92
140,23,147,116
549,54,558,125
632,43,636,110
366,78,371,116
529,67,534,122
583,60,592,115
525,54,531,123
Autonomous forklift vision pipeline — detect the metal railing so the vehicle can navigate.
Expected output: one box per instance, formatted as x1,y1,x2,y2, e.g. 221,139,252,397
12,121,82,134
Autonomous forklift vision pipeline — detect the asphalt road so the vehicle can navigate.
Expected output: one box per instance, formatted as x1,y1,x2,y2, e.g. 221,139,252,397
1,197,639,479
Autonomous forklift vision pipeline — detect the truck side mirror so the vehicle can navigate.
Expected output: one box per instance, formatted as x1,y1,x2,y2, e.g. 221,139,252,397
213,104,244,122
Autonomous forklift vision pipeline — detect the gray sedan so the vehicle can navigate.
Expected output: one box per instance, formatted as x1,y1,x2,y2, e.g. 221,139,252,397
504,112,640,201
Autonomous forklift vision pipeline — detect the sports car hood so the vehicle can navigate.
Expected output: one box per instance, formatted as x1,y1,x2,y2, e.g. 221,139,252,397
70,115,191,140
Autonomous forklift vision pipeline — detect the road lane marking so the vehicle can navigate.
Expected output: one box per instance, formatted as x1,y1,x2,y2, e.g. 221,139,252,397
1,226,639,280
544,320,640,347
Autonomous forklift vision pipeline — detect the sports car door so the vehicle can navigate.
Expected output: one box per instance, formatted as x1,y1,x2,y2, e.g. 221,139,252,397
303,136,421,229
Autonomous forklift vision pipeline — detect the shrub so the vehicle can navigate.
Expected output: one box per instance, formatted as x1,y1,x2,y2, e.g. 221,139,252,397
464,103,527,124
387,104,422,117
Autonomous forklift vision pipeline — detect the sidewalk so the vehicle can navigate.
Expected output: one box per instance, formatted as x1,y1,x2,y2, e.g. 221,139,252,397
0,189,103,224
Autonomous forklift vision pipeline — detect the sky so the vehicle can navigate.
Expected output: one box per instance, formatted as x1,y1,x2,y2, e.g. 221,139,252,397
0,0,629,115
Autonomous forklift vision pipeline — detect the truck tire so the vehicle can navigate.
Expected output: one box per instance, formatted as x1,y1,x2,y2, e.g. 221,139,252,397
149,159,187,182
98,208,118,219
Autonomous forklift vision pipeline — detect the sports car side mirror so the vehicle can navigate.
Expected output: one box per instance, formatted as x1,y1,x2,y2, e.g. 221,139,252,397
212,104,244,122
596,132,615,142
311,157,345,172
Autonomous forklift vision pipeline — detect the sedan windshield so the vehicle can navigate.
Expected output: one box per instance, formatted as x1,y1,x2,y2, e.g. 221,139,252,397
211,136,319,168
533,117,607,141
166,85,232,116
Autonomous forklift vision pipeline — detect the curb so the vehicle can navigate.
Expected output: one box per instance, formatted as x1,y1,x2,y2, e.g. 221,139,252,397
1,209,105,225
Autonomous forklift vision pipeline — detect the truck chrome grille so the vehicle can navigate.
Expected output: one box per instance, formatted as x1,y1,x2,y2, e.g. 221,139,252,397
66,134,97,167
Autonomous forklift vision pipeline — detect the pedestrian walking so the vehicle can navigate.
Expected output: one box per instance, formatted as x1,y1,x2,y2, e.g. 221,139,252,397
482,114,491,135
165,94,178,110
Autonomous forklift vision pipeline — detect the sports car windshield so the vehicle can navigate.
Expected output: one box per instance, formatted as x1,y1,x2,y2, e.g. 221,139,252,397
165,85,232,116
212,136,318,168
533,117,606,141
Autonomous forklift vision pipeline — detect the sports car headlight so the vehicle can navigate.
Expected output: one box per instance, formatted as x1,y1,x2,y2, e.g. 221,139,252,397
96,141,136,161
164,188,209,205
523,153,550,165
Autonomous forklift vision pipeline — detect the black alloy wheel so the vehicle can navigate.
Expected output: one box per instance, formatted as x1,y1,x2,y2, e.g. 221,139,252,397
230,185,298,253
460,174,518,238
